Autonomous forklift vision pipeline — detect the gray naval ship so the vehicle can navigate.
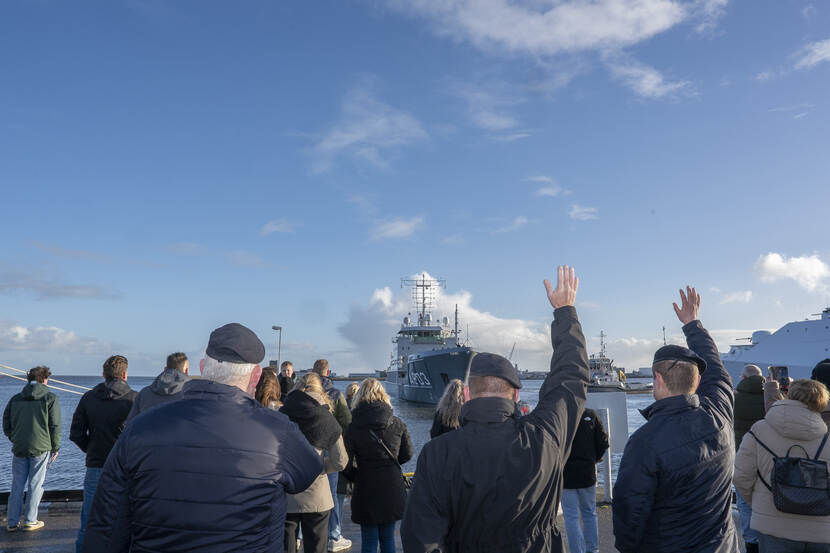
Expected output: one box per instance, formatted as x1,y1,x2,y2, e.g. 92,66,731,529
720,307,830,383
386,275,474,404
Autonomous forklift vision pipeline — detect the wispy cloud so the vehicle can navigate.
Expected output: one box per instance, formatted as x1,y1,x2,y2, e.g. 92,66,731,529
720,290,753,304
768,102,814,113
755,70,777,82
794,38,830,70
30,241,115,263
312,82,427,172
0,271,120,300
0,320,115,354
169,242,268,268
170,242,209,256
441,234,465,246
693,0,729,34
802,4,817,20
492,216,528,234
526,175,570,197
755,252,830,293
260,219,298,235
604,53,693,99
569,204,599,221
224,251,267,268
371,216,424,241
452,83,521,131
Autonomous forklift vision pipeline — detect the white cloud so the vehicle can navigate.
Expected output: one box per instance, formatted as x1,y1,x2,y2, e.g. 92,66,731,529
0,320,114,355
338,271,552,370
802,4,817,20
794,38,830,70
693,0,728,33
755,252,830,292
535,186,562,197
755,70,776,82
441,234,465,246
371,216,424,241
569,204,599,221
260,219,298,235
312,83,427,172
452,84,521,131
604,54,693,98
489,131,533,142
794,112,809,120
768,102,814,113
0,271,119,300
720,290,753,304
385,0,689,57
493,216,529,234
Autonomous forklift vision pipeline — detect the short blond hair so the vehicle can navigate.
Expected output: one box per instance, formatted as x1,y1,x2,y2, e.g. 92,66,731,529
788,379,830,413
353,378,392,408
295,372,332,409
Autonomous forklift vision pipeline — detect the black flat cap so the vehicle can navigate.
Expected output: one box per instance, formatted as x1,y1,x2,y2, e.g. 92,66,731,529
206,323,265,364
469,352,522,389
653,345,707,374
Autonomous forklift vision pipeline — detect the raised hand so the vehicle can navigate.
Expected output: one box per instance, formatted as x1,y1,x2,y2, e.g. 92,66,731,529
543,265,579,309
672,286,700,325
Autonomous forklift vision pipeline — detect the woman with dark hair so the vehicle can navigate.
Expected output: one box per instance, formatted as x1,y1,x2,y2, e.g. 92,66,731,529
344,378,413,553
280,373,347,553
255,367,282,409
430,379,465,438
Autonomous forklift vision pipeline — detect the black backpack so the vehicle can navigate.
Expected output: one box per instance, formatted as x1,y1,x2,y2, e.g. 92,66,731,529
747,430,830,516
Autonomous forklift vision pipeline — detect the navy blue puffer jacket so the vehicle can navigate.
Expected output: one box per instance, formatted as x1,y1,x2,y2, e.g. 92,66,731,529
612,321,737,553
82,379,322,553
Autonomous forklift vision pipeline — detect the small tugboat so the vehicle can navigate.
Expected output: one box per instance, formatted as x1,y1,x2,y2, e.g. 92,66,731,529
588,331,626,392
385,274,474,404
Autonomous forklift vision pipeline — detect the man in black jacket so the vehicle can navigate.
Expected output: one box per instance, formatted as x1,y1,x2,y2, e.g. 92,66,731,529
401,265,589,553
70,355,136,553
561,408,609,553
612,287,737,553
81,323,322,553
125,351,189,421
733,364,764,553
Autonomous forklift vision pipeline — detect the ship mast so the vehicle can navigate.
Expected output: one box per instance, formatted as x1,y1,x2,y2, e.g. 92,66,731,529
401,274,446,326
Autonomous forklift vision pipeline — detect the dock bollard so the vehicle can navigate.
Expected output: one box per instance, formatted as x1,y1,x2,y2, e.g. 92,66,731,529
599,408,613,502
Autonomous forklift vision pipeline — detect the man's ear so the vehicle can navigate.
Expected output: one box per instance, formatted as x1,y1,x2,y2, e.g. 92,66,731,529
199,358,205,376
463,385,471,401
247,365,263,396
514,388,520,402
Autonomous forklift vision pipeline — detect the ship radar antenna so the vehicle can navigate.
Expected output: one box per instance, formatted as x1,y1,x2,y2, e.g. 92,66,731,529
600,331,607,358
401,274,446,326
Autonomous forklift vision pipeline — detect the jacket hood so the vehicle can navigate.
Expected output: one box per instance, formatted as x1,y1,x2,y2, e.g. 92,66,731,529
93,378,134,400
765,399,828,441
736,374,765,395
280,390,341,449
21,381,50,400
351,400,393,429
150,368,189,395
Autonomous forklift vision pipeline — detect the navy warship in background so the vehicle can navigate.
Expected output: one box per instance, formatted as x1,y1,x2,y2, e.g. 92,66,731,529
720,307,830,383
386,275,474,404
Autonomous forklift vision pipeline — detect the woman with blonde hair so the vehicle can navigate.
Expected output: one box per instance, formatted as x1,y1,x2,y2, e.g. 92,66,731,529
734,378,830,553
345,381,360,409
344,378,413,553
431,379,466,438
280,372,346,553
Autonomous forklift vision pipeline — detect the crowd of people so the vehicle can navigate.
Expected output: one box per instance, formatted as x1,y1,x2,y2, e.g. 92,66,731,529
3,265,830,553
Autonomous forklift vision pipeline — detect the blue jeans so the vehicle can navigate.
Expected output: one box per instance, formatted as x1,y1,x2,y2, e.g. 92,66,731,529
736,489,759,545
7,453,50,527
76,467,103,553
327,472,342,539
360,522,396,553
759,533,830,553
561,486,598,553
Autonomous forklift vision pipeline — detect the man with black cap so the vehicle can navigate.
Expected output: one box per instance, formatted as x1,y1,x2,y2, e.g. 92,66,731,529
612,287,738,553
811,359,830,426
82,323,323,553
401,266,589,553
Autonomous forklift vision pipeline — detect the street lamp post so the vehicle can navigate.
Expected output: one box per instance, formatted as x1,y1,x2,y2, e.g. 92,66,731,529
272,325,282,369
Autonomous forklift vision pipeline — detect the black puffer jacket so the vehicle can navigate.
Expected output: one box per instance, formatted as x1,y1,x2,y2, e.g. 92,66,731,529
401,306,589,553
81,379,322,553
612,320,737,553
126,369,189,421
344,400,413,525
70,378,136,468
734,374,765,449
562,408,609,490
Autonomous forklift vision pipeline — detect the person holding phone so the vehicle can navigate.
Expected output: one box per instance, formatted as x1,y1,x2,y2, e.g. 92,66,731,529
764,366,793,413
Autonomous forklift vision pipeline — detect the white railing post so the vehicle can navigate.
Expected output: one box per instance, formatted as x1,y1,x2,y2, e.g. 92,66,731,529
599,408,613,502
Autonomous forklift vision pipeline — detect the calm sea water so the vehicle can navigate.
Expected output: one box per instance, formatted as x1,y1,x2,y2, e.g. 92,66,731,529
0,375,653,492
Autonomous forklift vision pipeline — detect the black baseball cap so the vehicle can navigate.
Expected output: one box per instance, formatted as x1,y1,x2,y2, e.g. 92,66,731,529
206,323,265,364
653,345,707,374
469,352,522,389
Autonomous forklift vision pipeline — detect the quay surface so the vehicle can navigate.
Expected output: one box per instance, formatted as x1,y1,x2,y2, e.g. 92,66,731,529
0,496,745,553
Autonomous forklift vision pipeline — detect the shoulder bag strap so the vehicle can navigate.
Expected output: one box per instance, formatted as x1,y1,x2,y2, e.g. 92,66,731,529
747,430,774,492
369,429,402,470
814,431,830,460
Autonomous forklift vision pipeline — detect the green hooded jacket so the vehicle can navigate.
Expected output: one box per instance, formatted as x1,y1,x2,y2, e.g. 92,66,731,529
3,381,61,457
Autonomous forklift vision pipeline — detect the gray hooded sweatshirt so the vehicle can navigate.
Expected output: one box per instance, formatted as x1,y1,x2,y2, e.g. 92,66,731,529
127,369,189,421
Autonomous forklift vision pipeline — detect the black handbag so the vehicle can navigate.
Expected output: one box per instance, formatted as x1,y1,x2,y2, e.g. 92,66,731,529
748,430,830,516
369,429,412,490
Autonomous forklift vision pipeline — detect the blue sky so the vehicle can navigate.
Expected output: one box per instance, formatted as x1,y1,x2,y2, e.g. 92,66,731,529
1,0,829,376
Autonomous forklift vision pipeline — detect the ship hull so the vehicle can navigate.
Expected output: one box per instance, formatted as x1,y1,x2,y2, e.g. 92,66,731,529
398,347,474,404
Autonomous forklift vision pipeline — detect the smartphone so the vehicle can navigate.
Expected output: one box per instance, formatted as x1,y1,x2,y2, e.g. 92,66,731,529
770,366,789,385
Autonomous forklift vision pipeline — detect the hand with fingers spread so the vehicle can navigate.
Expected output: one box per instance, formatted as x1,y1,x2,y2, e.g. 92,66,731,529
543,265,579,309
672,286,701,325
